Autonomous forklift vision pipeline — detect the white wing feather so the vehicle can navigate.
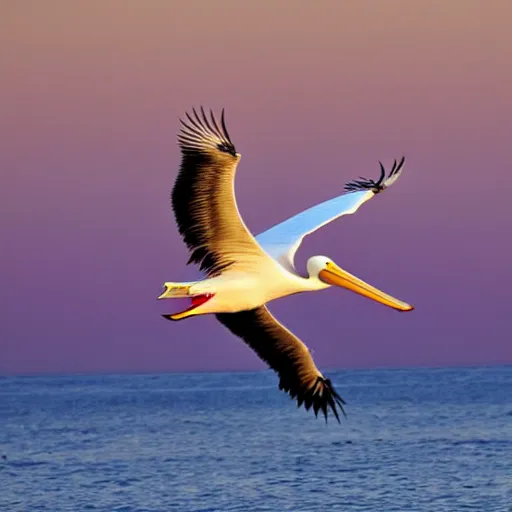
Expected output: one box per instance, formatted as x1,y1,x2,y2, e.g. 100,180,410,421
255,190,374,271
255,158,406,272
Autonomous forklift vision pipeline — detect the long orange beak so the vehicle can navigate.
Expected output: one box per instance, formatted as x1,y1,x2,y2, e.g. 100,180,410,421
318,262,414,312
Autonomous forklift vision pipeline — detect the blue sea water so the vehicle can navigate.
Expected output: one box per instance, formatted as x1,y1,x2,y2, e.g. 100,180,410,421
1,367,511,512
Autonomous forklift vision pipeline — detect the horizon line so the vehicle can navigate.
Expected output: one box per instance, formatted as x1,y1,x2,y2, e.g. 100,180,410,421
1,361,510,379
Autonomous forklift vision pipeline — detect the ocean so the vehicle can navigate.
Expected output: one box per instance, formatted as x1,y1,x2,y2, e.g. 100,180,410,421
1,366,511,511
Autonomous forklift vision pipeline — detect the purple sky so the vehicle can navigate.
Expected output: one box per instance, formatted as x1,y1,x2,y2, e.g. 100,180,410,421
2,1,511,374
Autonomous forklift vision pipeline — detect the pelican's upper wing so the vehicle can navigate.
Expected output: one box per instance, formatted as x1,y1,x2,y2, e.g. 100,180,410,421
216,306,346,423
172,108,269,276
255,158,405,272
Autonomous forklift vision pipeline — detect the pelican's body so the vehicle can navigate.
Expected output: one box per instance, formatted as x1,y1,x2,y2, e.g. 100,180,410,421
167,255,330,316
159,107,414,422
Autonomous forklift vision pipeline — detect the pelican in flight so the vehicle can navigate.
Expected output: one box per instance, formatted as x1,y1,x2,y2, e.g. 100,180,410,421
159,107,414,422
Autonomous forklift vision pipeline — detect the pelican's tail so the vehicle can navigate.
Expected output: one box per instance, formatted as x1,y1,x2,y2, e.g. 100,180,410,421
157,282,196,299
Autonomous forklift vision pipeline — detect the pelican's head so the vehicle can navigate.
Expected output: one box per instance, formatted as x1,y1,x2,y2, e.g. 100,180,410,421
307,255,414,312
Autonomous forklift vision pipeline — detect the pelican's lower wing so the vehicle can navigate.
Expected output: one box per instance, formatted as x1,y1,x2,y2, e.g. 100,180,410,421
216,306,346,423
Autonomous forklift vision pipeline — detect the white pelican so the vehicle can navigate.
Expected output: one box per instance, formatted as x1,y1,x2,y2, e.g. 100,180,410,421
159,107,414,422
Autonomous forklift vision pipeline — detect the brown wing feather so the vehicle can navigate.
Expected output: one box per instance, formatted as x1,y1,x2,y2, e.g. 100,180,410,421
216,306,346,423
172,107,267,276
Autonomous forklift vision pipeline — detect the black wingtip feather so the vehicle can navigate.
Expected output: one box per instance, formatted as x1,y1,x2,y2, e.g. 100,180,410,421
177,106,237,159
284,375,346,424
221,108,233,144
344,157,406,194
209,109,223,139
200,106,214,134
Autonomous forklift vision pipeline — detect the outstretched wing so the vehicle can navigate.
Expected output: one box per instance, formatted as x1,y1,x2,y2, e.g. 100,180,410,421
255,158,405,272
172,107,269,276
216,306,346,423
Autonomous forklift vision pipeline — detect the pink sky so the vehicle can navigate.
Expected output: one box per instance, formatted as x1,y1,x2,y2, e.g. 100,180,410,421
1,1,511,374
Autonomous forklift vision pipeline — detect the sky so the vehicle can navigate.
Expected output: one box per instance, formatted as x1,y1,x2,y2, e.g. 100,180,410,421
1,0,511,375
